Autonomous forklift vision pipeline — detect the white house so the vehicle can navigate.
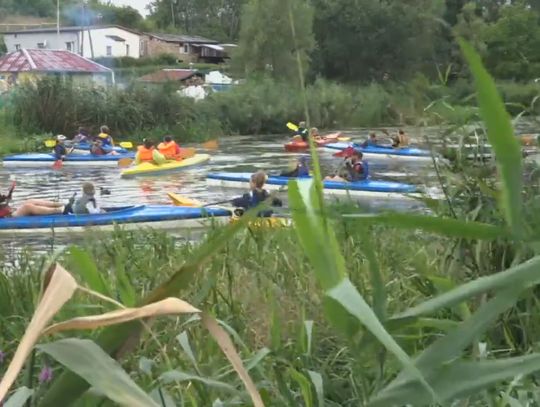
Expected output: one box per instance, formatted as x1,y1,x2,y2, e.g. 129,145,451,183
2,25,142,59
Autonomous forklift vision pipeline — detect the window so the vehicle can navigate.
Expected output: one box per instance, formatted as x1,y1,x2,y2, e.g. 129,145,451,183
14,44,21,51
183,44,189,54
37,42,46,49
106,46,112,56
125,44,130,56
65,42,74,52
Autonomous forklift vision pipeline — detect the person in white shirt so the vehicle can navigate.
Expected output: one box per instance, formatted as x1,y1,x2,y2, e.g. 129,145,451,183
73,182,103,215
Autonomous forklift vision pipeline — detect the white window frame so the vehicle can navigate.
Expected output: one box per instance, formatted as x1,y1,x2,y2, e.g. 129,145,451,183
37,42,46,49
125,44,130,56
106,45,112,56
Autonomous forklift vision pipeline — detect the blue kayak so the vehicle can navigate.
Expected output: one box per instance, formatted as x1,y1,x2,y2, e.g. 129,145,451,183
3,152,135,167
1,205,231,234
206,172,418,199
325,142,433,161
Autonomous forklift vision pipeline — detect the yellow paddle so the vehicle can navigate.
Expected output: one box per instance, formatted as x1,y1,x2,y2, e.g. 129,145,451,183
167,192,204,207
287,122,299,132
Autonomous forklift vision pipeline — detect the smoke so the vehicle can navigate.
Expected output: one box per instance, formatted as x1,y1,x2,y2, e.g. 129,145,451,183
62,3,103,27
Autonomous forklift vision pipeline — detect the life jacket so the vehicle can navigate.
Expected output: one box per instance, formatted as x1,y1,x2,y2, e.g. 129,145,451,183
137,146,154,161
73,193,98,214
98,133,113,146
90,145,106,155
0,205,11,218
158,141,180,159
249,189,269,207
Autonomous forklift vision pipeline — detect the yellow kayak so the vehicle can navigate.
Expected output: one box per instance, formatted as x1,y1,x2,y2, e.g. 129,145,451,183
121,154,210,177
167,192,289,228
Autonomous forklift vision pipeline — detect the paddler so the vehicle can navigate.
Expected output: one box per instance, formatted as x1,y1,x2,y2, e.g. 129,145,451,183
97,125,114,147
293,121,309,142
73,182,103,214
72,127,90,144
135,139,167,165
360,132,379,148
90,139,119,156
325,147,369,182
53,135,72,160
392,129,410,148
309,127,322,140
0,183,67,217
280,155,310,177
231,170,282,217
158,136,182,160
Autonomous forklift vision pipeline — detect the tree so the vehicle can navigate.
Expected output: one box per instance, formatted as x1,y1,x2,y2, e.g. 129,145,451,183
312,0,445,82
232,0,315,81
147,0,245,41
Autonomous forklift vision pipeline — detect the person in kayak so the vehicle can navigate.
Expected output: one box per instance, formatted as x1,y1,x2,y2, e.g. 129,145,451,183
90,139,119,156
97,125,114,147
0,184,67,218
360,132,379,148
392,129,410,148
73,127,90,144
231,171,282,217
280,155,310,177
158,136,181,160
325,147,369,182
73,182,103,214
135,140,167,165
309,127,323,140
53,135,73,160
293,121,309,142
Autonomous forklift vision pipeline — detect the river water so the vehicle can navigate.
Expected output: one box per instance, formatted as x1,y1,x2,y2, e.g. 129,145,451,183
0,124,537,250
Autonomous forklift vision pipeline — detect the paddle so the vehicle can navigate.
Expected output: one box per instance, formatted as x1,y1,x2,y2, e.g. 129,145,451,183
167,192,231,208
287,122,299,132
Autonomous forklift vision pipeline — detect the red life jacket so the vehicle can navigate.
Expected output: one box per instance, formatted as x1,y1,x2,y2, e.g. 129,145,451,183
0,205,12,218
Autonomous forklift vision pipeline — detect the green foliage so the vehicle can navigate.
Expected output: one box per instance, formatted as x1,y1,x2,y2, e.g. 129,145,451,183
232,0,315,81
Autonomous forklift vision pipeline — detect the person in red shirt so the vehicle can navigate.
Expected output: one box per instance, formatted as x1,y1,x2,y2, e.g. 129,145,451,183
158,136,182,160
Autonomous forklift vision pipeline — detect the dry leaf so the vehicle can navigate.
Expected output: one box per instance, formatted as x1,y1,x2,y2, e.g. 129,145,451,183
202,313,264,407
0,264,78,400
43,298,200,336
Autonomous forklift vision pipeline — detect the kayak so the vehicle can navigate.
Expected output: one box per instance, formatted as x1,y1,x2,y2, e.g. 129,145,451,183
3,153,135,167
167,191,290,228
284,133,350,152
206,172,420,200
0,205,231,235
325,143,434,162
70,143,128,155
121,154,210,177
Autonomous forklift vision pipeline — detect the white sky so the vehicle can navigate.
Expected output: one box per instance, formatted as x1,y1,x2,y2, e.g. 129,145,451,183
109,0,153,17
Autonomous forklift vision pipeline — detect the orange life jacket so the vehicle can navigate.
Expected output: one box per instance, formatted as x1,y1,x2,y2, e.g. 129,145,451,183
158,141,180,158
137,146,154,161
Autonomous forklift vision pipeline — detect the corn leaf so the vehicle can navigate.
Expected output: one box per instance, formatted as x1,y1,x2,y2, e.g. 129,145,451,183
66,247,108,296
38,338,159,407
4,387,34,407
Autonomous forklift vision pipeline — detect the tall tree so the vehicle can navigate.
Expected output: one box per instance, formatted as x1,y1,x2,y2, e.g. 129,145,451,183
312,0,445,82
232,0,315,81
147,0,245,41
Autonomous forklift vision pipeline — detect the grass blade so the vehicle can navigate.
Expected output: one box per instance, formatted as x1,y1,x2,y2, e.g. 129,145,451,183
459,38,523,235
307,370,324,407
4,387,34,407
159,370,235,392
66,247,108,296
38,338,159,407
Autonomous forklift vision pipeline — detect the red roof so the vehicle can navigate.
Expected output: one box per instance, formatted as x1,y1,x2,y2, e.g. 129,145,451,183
138,69,202,83
0,49,111,74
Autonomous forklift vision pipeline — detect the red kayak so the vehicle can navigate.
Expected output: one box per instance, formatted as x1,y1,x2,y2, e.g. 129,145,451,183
284,133,342,152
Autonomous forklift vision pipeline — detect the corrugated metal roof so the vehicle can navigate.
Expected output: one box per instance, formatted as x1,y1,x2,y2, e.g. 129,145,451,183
147,33,218,44
138,69,203,83
0,49,112,73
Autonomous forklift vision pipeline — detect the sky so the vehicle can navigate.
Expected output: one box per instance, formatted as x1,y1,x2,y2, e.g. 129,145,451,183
109,0,153,17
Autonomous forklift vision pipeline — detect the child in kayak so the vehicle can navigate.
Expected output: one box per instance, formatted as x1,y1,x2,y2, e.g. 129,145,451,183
73,182,103,214
90,139,119,156
325,147,369,182
280,155,310,177
53,135,71,160
293,121,309,142
231,170,282,217
73,127,90,144
97,125,114,147
135,140,167,165
0,183,67,217
392,129,410,148
158,136,181,160
360,132,379,148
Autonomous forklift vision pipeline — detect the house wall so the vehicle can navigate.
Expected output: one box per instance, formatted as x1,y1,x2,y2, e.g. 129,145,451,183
4,32,79,53
143,37,198,62
80,27,141,59
4,27,142,59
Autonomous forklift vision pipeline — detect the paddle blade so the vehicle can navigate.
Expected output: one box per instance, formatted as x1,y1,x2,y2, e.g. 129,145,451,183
167,192,203,207
201,140,219,150
338,137,351,142
45,140,56,148
52,160,63,170
287,122,299,131
119,142,133,149
117,158,134,168
178,148,196,159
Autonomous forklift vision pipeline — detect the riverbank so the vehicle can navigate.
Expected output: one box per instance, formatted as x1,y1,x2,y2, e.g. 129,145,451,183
2,76,539,147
